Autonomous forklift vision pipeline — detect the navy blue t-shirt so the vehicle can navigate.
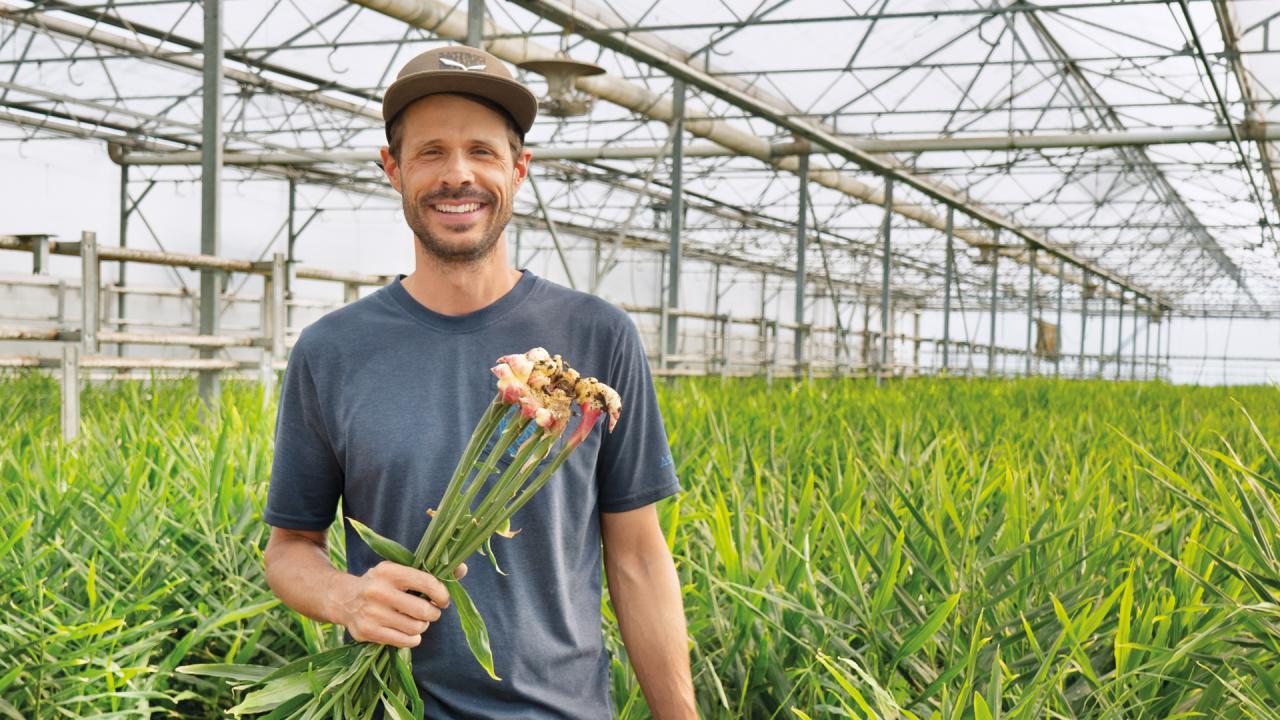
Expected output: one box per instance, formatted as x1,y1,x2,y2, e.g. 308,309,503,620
264,270,681,719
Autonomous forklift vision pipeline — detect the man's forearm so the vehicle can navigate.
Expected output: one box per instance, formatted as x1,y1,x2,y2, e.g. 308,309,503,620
263,530,357,626
606,547,697,719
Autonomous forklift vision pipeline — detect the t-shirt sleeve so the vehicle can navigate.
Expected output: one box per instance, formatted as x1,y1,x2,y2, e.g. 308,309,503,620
595,314,681,513
263,334,344,531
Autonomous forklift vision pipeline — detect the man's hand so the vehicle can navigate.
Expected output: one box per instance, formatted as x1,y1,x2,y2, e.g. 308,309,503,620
334,561,467,648
263,526,466,649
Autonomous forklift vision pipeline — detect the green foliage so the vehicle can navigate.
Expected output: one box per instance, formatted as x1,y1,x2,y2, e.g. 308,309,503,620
3,373,1279,718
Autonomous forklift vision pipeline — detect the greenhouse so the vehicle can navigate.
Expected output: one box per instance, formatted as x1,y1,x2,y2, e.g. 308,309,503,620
2,0,1279,717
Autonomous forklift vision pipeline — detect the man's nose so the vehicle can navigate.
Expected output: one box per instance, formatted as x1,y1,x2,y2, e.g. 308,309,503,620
439,151,475,187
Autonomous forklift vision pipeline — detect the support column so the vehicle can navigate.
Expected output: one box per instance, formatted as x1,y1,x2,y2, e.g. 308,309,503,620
711,262,722,374
941,207,954,373
61,344,80,442
878,177,893,386
286,177,297,331
1165,312,1173,381
759,271,768,377
1079,271,1089,378
1154,315,1162,381
1143,307,1152,381
32,235,49,274
117,163,129,357
1130,302,1139,380
1115,291,1125,380
861,301,871,374
912,311,921,375
81,231,99,355
199,0,224,410
988,232,999,377
466,0,484,47
1026,247,1036,376
1098,282,1108,379
795,153,809,370
658,252,669,371
1055,257,1064,377
664,79,685,371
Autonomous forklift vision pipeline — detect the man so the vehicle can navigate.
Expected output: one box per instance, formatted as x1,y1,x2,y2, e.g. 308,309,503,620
261,46,697,719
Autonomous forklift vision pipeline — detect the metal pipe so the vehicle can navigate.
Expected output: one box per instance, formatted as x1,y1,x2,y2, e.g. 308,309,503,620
941,207,954,373
1055,256,1064,378
350,0,1168,308
1026,247,1036,376
1079,271,1089,377
107,124,1280,167
795,152,809,367
1115,292,1125,380
1146,303,1157,379
199,0,223,409
61,344,79,441
80,231,99,354
466,0,484,48
878,177,893,385
665,79,685,370
1098,283,1107,379
988,232,999,377
117,163,129,357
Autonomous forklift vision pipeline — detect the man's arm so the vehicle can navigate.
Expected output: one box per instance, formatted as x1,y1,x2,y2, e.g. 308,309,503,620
601,504,697,719
263,526,464,648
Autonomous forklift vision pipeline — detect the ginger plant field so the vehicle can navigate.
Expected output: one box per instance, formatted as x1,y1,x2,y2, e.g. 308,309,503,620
2,374,1278,718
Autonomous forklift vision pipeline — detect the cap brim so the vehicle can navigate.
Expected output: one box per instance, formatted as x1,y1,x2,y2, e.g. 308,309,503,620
383,70,538,134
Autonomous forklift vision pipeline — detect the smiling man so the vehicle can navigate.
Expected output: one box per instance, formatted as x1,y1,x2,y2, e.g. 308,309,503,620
261,46,697,719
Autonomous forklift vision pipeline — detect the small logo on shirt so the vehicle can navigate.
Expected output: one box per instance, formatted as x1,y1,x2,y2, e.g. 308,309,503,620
658,453,674,469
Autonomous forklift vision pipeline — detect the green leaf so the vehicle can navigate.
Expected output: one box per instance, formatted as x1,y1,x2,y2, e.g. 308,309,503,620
892,592,960,667
348,517,415,566
446,579,500,681
228,669,325,715
176,663,275,682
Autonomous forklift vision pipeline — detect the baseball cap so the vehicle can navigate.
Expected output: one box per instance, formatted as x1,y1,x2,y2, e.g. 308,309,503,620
382,46,539,139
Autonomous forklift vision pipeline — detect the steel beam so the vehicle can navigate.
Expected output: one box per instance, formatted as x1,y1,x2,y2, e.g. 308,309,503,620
988,233,999,378
1212,0,1280,246
1055,257,1064,377
795,152,809,367
117,163,129,357
1079,271,1089,377
878,177,893,386
352,0,1170,308
199,0,223,409
467,0,485,48
1026,248,1036,376
1115,292,1125,380
1098,284,1107,379
106,124,1280,167
941,207,954,372
665,79,685,370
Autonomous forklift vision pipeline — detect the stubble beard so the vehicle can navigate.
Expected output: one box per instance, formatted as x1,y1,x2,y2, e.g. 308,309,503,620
403,187,511,266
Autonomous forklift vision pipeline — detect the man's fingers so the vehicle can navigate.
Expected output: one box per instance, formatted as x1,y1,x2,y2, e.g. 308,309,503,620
373,561,452,609
453,562,468,580
388,588,442,623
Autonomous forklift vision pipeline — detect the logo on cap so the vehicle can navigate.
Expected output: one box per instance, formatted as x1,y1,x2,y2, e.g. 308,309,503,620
438,52,486,72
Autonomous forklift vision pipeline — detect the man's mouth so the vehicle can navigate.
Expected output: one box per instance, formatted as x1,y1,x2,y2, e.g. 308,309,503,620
432,202,484,214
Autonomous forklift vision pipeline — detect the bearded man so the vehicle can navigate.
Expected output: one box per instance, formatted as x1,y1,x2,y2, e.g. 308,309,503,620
261,46,697,718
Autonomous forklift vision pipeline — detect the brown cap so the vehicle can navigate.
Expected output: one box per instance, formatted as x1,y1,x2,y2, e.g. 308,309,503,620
382,46,538,138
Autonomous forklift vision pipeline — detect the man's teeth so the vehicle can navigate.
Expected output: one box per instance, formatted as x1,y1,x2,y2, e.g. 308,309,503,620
434,202,481,214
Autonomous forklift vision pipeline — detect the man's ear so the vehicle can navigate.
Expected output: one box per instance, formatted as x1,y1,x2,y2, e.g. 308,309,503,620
379,146,402,194
512,148,532,190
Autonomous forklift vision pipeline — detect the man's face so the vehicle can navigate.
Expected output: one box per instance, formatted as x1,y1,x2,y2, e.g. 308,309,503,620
381,94,531,265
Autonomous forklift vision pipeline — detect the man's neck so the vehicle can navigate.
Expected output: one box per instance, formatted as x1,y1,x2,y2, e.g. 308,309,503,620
400,241,522,317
